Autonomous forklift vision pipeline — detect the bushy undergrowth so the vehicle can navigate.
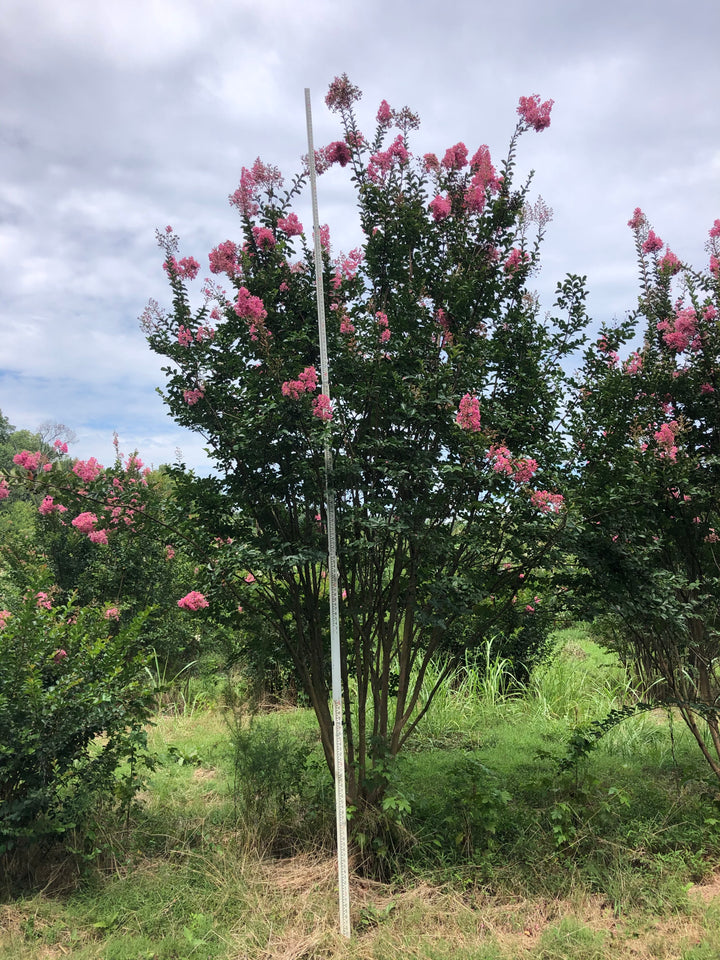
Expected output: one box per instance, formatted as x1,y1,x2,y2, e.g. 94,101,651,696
0,588,155,863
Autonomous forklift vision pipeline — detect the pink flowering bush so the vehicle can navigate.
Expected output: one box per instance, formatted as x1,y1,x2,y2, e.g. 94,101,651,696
144,74,585,808
570,209,720,781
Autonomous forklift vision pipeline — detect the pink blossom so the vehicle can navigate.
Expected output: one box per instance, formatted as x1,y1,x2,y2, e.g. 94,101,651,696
710,255,719,277
13,450,42,472
325,74,362,112
436,308,453,347
234,287,267,322
517,94,554,132
326,140,352,167
456,393,481,432
165,545,176,560
36,592,52,610
177,256,200,280
54,439,69,455
282,365,319,399
376,99,392,124
319,224,331,253
0,480,9,500
72,512,98,534
0,610,11,629
312,394,333,421
423,153,440,172
488,445,514,475
625,352,643,375
658,307,697,353
627,207,646,230
530,490,565,513
177,591,209,611
512,458,539,484
704,305,717,321
504,248,529,273
209,240,239,277
73,457,103,483
659,248,681,275
177,325,194,346
183,388,205,406
38,496,67,516
53,648,67,663
709,219,720,239
88,529,108,545
252,226,276,250
277,213,304,236
642,230,663,254
654,420,679,460
195,325,215,342
104,607,120,620
442,142,469,170
701,382,715,394
244,573,256,583
429,194,452,221
340,315,356,335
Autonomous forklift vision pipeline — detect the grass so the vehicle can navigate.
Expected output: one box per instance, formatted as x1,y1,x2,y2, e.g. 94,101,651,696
2,626,720,958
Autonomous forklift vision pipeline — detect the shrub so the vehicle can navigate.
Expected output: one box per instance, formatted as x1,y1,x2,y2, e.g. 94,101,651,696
0,587,156,855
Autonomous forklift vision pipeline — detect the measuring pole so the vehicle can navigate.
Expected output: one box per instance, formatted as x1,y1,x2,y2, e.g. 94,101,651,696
304,87,351,939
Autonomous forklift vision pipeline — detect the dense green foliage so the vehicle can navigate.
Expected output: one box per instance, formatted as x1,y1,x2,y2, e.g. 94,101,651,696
569,211,720,780
0,589,155,854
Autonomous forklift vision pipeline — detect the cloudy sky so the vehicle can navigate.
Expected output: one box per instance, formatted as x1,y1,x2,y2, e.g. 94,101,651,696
2,0,718,471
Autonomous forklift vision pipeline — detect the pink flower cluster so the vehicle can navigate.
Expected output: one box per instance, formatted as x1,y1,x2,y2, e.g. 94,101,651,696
229,158,283,217
326,140,352,167
234,287,267,326
0,480,9,500
164,256,200,280
73,457,103,483
642,230,663,254
530,490,564,513
54,439,69,455
486,445,539,484
464,145,501,213
13,450,43,471
36,591,52,610
209,240,240,277
277,213,304,236
71,512,98,534
325,74,362,112
331,248,363,290
252,226,276,250
654,420,679,460
183,387,205,406
104,607,120,620
517,95,554,132
624,352,643,375
367,135,410,183
657,307,698,353
376,311,391,343
456,393,481,432
312,394,333,421
39,496,67,516
178,325,194,346
442,142,468,170
659,248,681,275
282,366,319,399
504,248,530,273
430,194,452,221
0,610,11,629
340,315,356,335
177,591,209,611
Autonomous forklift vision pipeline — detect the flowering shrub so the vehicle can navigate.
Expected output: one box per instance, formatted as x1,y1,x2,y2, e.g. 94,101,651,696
143,74,587,806
569,212,720,780
0,588,155,854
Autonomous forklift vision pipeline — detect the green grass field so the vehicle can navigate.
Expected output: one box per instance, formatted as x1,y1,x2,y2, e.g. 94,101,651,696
3,626,720,959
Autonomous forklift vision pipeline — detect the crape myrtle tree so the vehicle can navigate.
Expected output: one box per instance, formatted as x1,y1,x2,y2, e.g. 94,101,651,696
142,76,588,807
569,212,720,780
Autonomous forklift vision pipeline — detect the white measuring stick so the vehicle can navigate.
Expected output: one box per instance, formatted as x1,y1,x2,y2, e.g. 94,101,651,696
304,87,351,940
